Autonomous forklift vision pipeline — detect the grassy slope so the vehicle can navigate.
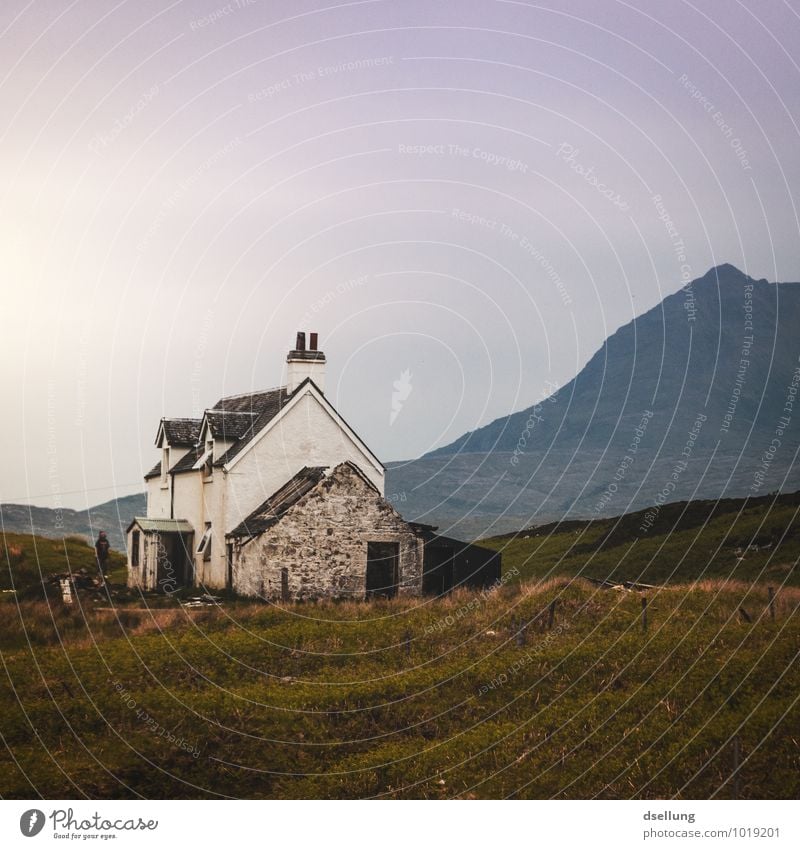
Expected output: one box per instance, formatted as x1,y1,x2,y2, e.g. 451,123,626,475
2,499,799,801
479,492,800,587
1,532,127,598
1,579,798,799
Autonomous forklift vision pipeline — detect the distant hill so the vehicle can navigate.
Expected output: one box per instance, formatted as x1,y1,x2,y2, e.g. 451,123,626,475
0,493,145,552
387,265,800,539
479,489,800,587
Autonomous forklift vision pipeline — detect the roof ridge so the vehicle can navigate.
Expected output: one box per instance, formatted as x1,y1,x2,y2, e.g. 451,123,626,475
216,385,285,401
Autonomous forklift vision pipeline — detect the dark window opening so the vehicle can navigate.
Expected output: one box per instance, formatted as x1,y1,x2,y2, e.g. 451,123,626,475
366,542,400,599
131,530,140,567
281,567,290,602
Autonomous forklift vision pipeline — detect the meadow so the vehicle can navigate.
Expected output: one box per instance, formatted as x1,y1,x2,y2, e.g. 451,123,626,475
479,491,800,587
1,496,798,800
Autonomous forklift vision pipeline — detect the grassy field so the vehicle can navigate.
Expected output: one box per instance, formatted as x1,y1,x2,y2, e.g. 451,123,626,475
1,498,799,799
479,491,800,587
1,532,127,598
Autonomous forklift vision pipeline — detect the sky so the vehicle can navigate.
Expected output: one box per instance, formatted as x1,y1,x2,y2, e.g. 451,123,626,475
1,0,799,509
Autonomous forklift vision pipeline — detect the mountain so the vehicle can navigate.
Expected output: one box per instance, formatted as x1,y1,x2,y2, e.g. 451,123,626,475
387,264,800,539
0,493,145,552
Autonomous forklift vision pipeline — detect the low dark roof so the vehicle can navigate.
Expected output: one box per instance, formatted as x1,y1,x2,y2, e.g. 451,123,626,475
228,466,327,537
161,418,201,446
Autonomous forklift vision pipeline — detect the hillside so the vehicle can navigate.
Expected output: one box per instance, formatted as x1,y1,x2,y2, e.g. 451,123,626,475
478,490,800,587
386,265,800,539
1,577,798,799
1,506,799,799
0,532,127,599
0,492,144,552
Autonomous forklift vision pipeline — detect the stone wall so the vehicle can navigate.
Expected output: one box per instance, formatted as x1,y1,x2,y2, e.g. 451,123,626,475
232,463,423,601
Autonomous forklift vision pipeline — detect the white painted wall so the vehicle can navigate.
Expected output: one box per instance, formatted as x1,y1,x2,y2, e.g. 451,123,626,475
139,387,385,591
223,389,384,544
286,358,326,393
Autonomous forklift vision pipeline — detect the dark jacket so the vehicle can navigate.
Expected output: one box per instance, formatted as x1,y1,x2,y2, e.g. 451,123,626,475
95,537,110,564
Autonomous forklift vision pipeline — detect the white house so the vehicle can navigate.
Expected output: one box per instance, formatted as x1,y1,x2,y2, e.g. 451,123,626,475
127,332,500,600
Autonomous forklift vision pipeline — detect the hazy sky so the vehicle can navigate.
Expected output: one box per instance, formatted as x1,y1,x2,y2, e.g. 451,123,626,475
2,0,799,509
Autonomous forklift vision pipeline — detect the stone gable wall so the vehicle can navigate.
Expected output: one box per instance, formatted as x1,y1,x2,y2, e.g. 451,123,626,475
232,465,423,601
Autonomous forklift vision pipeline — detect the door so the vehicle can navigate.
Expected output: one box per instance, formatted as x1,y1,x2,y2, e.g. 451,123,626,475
366,542,400,599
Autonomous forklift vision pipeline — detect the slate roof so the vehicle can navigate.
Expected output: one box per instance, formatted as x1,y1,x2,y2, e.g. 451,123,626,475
227,466,327,538
204,410,258,441
171,445,205,474
161,418,202,446
211,386,291,467
144,461,161,480
145,378,376,481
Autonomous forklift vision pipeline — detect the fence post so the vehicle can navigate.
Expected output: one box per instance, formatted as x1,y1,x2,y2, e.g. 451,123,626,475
732,736,741,799
768,587,776,622
547,599,557,630
641,596,648,632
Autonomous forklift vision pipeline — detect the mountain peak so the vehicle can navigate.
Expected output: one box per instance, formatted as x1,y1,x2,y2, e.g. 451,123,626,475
700,263,748,283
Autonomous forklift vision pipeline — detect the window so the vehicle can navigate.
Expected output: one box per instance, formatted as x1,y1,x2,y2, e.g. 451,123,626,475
131,530,140,567
161,447,170,484
197,523,212,562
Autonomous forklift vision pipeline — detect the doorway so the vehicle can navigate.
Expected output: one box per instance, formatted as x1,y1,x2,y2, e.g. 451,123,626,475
366,542,400,599
156,532,193,593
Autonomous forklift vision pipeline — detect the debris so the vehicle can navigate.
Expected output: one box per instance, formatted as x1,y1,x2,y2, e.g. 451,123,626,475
46,567,111,603
180,594,223,608
585,576,662,591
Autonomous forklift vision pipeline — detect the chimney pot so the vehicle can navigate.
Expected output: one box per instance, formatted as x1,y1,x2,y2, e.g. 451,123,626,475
295,331,306,351
309,332,318,351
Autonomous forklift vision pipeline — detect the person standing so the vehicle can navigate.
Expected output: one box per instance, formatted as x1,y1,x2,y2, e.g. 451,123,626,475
95,531,111,577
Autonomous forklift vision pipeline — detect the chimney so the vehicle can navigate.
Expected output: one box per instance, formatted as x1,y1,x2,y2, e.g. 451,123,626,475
286,331,326,394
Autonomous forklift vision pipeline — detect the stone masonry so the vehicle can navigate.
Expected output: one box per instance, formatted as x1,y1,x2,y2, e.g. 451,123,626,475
230,463,424,601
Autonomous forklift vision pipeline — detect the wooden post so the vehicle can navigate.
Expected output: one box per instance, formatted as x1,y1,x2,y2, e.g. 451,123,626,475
516,617,526,647
641,595,648,632
60,579,73,605
547,600,557,630
732,736,741,799
768,587,776,622
739,606,752,624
